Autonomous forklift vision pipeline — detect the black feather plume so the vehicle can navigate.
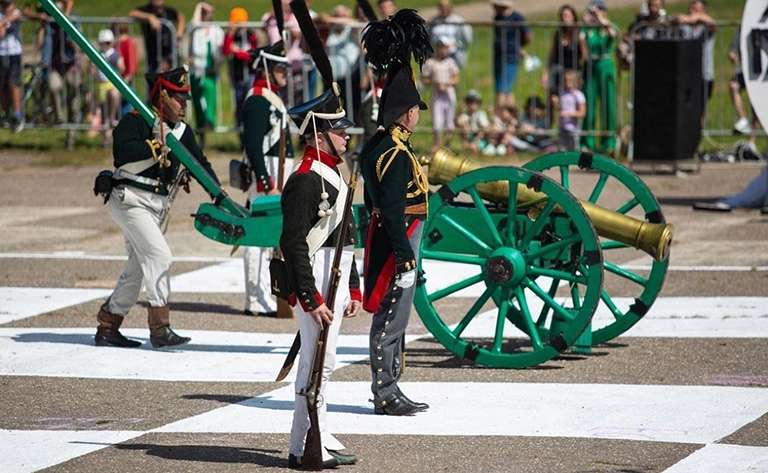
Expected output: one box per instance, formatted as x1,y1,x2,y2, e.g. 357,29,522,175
290,0,335,89
362,9,432,73
272,0,284,36
356,0,377,22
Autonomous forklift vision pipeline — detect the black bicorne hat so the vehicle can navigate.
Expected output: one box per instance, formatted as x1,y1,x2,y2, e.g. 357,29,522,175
249,41,289,71
378,67,428,129
146,64,191,100
288,88,354,136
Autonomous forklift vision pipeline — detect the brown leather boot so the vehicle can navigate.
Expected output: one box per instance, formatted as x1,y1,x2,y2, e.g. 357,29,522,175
147,305,190,348
95,307,141,348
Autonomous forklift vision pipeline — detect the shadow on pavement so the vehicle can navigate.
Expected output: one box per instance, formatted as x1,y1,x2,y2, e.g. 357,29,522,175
9,332,368,356
114,443,284,466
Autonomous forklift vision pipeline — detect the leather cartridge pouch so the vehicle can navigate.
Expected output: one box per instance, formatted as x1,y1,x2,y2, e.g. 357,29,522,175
229,159,252,192
269,258,294,302
93,170,114,204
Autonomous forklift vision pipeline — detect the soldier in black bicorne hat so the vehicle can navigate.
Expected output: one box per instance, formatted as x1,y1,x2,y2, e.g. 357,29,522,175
96,64,220,349
359,9,432,416
241,6,295,317
275,0,361,468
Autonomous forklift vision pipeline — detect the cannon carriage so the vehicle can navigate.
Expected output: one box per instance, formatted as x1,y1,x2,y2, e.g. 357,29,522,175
39,0,673,369
194,148,673,369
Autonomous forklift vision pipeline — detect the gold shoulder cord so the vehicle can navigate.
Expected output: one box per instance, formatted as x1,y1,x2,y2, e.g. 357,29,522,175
376,129,429,199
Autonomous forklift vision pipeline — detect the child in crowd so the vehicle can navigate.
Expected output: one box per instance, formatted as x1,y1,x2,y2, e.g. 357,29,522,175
486,104,518,156
456,89,491,153
514,96,557,152
558,69,585,151
94,28,124,146
422,37,459,152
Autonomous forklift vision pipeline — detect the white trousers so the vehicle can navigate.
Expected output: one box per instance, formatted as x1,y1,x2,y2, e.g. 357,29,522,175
289,246,353,460
243,155,294,313
106,185,172,315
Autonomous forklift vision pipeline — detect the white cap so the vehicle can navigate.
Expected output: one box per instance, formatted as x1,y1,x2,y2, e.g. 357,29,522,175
98,29,114,44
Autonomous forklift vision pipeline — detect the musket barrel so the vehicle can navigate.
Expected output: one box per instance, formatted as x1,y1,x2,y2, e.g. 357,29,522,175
423,149,673,262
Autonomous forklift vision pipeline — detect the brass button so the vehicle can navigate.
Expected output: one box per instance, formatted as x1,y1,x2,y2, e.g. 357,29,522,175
377,380,382,385
388,309,393,314
385,321,389,325
377,368,383,372
391,298,396,303
377,345,381,350
393,286,398,291
381,400,387,406
377,356,382,360
381,332,386,337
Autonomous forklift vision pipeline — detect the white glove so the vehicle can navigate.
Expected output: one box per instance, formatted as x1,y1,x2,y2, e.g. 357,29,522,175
152,117,173,143
395,269,416,289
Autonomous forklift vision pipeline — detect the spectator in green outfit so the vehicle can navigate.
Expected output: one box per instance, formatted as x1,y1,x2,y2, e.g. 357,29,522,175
579,0,618,154
188,1,223,147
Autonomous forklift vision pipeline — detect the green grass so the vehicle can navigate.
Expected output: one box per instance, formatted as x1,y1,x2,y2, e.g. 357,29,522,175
4,0,755,159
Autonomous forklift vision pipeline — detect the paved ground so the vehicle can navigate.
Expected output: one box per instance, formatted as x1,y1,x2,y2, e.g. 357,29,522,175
0,149,767,472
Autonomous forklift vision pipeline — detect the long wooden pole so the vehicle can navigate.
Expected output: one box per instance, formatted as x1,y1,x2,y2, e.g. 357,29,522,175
38,0,246,218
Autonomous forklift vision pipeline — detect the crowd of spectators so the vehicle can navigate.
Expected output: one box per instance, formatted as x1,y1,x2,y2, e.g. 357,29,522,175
0,0,760,158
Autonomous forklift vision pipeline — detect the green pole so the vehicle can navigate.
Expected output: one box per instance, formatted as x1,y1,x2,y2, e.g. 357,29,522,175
38,0,246,217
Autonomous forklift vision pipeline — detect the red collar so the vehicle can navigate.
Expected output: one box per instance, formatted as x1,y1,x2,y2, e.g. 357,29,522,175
296,146,342,174
304,146,341,167
253,78,279,93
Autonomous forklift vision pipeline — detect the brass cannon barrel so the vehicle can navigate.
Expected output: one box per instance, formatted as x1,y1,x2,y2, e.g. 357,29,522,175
423,149,673,262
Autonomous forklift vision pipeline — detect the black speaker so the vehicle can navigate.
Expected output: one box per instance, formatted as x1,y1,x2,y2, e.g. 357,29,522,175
633,39,703,161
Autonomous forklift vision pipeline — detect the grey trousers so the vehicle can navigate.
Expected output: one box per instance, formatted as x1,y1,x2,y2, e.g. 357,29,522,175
370,223,423,401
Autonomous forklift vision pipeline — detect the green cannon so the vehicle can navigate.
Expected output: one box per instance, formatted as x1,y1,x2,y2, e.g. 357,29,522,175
41,0,672,369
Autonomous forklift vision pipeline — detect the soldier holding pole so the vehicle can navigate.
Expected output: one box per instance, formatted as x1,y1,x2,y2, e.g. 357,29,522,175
241,34,295,317
95,65,220,349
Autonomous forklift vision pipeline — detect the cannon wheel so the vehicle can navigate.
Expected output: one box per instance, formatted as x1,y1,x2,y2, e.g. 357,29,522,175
414,166,603,368
524,152,669,344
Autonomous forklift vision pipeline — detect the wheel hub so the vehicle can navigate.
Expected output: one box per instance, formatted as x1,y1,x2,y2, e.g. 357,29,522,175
485,247,526,287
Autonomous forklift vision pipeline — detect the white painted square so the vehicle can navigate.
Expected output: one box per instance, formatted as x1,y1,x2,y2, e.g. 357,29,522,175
0,288,110,325
664,444,768,472
0,430,142,473
156,382,768,445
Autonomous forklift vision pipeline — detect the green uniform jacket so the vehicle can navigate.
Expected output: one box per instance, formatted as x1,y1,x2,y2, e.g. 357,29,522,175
242,79,294,192
113,112,219,196
359,124,428,312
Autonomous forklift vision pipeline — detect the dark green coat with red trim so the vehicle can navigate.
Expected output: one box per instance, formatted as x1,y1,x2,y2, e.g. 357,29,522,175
279,146,361,312
113,112,219,195
360,125,428,313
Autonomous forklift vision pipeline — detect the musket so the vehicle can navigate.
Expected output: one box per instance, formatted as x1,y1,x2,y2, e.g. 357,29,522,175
300,160,360,471
159,168,189,234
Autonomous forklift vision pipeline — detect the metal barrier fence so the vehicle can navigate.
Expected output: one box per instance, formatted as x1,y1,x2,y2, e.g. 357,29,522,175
17,16,176,136
11,16,755,157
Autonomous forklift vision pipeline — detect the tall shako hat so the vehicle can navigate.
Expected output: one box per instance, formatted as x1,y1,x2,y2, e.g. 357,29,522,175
250,0,289,85
362,9,431,128
287,0,353,218
146,64,192,101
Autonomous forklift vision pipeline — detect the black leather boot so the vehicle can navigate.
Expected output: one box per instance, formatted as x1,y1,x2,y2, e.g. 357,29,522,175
94,308,141,348
148,305,190,348
287,453,340,469
327,450,357,465
397,388,429,411
374,392,421,416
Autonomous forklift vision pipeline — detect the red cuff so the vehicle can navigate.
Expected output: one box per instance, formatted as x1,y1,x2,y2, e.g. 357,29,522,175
288,294,297,307
299,292,324,312
256,176,275,192
350,287,362,301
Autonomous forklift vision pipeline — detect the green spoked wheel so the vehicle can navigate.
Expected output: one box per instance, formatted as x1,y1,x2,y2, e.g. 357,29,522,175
524,152,670,344
414,166,604,368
